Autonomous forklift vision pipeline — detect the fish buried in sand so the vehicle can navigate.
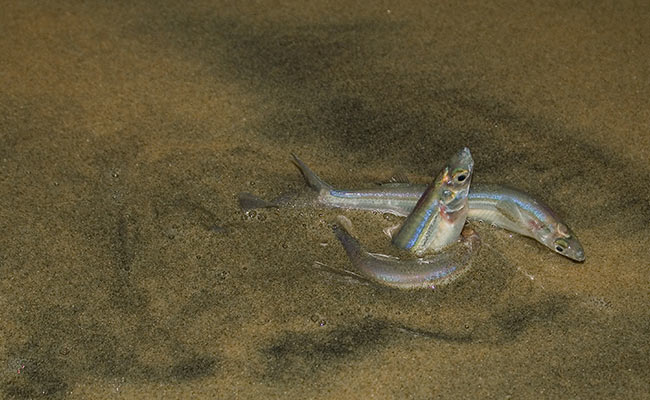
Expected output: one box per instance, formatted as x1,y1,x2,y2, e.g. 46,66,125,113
391,147,473,256
329,148,478,289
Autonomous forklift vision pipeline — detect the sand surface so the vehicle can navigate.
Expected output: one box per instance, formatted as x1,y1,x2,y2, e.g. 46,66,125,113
1,1,648,398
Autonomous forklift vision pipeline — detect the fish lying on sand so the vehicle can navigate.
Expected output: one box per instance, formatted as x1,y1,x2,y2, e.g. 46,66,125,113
332,215,480,289
282,154,585,262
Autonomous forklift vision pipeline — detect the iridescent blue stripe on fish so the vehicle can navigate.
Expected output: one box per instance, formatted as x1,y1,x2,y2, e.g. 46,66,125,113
470,190,547,222
329,190,388,199
405,203,436,249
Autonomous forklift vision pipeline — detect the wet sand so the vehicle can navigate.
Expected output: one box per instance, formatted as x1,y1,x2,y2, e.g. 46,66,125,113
1,1,648,398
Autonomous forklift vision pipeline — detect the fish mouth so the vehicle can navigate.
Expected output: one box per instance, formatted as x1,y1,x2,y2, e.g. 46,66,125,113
449,147,474,170
569,245,586,262
565,232,586,262
557,238,585,262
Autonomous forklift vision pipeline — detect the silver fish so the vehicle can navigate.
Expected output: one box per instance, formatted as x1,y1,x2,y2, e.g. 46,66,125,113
332,216,480,289
290,155,585,262
391,147,473,255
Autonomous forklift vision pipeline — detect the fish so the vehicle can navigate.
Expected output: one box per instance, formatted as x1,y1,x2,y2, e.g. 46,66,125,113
332,215,480,289
391,147,473,255
289,155,585,262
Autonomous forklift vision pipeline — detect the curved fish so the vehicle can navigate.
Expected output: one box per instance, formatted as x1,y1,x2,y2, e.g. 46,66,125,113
332,216,481,289
291,155,585,262
392,147,474,255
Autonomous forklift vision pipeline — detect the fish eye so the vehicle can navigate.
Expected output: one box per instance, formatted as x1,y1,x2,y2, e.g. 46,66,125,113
554,238,568,253
453,169,469,183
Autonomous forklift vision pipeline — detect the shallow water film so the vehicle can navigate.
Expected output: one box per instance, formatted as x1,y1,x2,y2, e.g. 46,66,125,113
1,1,648,398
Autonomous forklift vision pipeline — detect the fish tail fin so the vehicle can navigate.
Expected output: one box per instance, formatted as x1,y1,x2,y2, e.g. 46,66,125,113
291,153,333,192
238,192,278,212
332,215,366,264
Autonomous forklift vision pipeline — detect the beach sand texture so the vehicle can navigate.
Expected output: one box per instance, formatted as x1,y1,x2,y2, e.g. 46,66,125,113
1,1,648,398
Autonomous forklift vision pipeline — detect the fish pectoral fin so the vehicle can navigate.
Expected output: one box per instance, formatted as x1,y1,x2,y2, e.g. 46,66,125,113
311,261,373,286
495,199,525,225
383,223,401,239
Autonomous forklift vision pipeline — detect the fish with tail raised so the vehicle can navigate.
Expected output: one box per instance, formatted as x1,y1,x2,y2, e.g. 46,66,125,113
285,155,584,261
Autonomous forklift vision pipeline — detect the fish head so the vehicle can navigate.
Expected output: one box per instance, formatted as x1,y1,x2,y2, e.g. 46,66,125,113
549,222,585,262
437,147,474,214
536,220,585,262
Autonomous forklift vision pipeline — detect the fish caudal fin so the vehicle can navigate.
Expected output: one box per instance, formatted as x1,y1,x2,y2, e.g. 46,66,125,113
291,154,333,192
238,192,278,212
332,215,365,265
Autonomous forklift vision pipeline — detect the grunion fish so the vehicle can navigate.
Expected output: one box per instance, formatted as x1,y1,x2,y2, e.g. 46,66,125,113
332,215,480,289
391,147,473,255
289,155,585,262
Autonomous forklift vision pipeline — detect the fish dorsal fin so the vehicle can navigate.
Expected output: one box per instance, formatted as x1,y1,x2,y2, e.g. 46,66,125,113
374,172,411,186
375,171,411,187
388,172,410,184
377,182,413,188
